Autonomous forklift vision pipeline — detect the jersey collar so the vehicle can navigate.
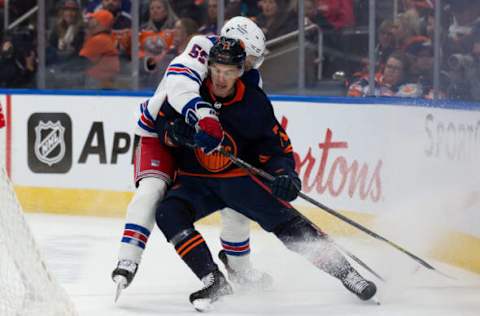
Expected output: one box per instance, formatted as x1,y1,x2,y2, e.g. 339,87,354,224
206,79,245,107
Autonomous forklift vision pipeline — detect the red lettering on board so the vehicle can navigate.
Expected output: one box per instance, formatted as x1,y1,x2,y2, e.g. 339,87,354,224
282,117,383,202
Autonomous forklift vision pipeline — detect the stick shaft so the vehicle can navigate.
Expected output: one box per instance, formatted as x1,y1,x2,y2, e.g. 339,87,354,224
219,148,437,272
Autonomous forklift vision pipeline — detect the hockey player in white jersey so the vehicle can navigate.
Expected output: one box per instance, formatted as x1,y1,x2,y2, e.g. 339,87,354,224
112,17,271,299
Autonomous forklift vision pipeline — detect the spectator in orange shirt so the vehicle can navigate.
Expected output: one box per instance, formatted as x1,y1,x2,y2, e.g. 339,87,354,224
140,0,176,66
122,0,176,69
80,9,120,89
137,0,177,88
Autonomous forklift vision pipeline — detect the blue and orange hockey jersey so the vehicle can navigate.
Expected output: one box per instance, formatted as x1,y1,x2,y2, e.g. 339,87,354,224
157,78,295,179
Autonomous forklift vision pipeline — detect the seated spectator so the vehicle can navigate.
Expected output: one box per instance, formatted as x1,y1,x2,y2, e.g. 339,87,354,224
90,0,132,31
136,0,177,88
0,28,36,88
418,7,434,38
117,0,177,63
171,18,199,55
171,0,204,26
141,0,178,31
393,11,421,50
198,0,217,35
123,0,176,60
404,36,445,99
256,0,296,40
47,0,85,65
347,51,422,97
446,27,480,101
79,9,120,89
376,20,397,69
138,17,197,90
138,0,176,64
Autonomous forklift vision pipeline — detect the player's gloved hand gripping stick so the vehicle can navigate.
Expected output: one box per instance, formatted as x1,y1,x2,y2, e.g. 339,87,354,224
270,173,301,202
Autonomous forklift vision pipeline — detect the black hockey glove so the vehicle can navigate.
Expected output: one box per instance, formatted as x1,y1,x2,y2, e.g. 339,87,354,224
165,118,195,147
270,173,301,202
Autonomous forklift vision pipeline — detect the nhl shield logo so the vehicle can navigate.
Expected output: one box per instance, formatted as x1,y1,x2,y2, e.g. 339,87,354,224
34,121,66,166
28,112,72,173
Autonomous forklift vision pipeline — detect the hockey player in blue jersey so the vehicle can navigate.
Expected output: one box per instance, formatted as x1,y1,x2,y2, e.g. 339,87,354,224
155,37,377,311
112,17,273,298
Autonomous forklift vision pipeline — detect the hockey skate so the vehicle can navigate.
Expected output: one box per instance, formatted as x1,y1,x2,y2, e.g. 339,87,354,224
189,269,233,312
112,259,138,302
341,269,377,301
218,250,273,290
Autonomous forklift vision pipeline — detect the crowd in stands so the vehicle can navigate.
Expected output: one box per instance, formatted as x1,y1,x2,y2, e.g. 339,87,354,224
346,0,480,101
0,0,479,102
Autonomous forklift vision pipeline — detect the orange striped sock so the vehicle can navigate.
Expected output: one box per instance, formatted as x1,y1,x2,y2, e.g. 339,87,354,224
174,230,218,279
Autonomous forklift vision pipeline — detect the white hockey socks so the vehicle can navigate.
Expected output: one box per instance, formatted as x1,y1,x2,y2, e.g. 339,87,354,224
118,177,167,264
219,208,252,272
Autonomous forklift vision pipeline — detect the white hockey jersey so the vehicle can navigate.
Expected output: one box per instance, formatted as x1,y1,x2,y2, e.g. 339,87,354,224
135,35,262,137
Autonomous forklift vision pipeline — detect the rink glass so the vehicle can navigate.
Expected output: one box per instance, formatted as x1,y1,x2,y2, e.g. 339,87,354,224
2,0,479,102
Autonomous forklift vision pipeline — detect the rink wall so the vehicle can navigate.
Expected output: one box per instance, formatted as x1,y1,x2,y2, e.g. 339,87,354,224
0,90,479,274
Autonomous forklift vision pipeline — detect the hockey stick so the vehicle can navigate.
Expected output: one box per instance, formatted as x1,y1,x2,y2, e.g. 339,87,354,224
291,209,385,282
183,142,384,281
216,147,450,278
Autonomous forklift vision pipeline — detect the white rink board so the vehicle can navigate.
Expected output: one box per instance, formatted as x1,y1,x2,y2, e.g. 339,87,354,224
9,94,145,191
273,102,480,210
2,93,480,237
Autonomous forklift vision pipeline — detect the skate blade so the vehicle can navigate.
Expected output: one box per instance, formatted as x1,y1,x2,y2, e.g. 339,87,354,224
192,298,213,312
114,282,123,303
113,277,127,303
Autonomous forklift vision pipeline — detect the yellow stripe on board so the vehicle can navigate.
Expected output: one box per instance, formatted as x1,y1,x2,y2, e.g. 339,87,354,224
429,231,480,275
15,186,133,217
14,185,480,274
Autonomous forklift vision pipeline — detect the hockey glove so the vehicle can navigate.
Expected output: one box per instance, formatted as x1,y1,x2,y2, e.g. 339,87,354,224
270,173,301,202
165,118,195,147
193,112,224,155
184,101,224,154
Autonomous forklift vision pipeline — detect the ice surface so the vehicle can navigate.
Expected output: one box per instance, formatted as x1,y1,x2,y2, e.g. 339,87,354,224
26,213,480,316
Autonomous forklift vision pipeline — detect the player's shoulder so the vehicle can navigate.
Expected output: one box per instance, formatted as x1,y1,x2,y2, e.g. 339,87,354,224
186,35,218,50
241,68,262,87
241,79,271,110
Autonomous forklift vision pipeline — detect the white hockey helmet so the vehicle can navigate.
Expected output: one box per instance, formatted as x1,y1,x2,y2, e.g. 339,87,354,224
221,16,266,69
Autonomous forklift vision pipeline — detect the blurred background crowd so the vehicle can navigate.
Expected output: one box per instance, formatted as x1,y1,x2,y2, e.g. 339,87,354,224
1,0,480,102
